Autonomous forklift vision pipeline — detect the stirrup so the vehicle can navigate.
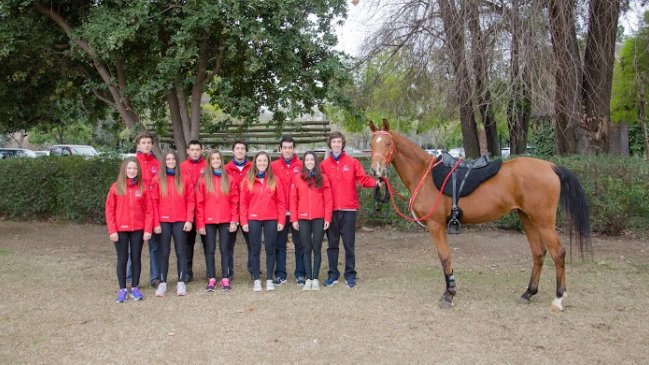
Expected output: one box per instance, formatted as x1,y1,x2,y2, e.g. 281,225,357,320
447,217,462,234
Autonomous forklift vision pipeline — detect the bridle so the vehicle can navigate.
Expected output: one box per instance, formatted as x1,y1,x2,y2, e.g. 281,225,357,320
371,131,461,223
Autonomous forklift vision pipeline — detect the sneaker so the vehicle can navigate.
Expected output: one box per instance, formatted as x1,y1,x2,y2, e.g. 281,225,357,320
266,280,275,291
130,287,144,301
312,279,320,291
221,278,231,291
324,277,338,287
206,278,217,292
346,277,356,288
297,276,306,286
272,277,287,286
303,279,312,291
116,289,128,303
177,282,187,296
253,279,262,292
155,282,167,297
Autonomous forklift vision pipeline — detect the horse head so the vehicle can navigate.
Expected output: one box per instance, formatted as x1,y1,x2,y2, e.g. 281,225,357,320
369,119,393,178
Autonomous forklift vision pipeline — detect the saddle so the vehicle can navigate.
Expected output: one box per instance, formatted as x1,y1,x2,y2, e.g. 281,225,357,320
432,152,502,234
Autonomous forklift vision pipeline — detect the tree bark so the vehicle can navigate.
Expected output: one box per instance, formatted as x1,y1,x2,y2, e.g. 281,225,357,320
468,0,499,157
438,0,480,158
507,0,531,155
166,90,189,160
580,0,621,154
548,0,581,155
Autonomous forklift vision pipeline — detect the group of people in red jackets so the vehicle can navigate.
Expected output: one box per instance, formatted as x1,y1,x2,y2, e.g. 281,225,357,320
105,131,380,303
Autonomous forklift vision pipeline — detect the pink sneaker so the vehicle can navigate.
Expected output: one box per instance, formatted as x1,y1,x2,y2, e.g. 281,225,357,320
206,278,217,292
221,278,231,291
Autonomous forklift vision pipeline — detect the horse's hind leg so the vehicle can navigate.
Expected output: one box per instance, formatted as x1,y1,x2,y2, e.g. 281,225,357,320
519,212,546,304
543,228,567,311
427,222,455,309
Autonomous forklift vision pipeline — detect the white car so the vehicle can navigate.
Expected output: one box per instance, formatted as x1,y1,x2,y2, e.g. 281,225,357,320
48,144,99,158
448,147,465,158
0,148,37,159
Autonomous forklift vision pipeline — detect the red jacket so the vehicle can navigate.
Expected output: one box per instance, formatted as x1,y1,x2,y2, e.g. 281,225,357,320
151,174,195,227
195,174,240,229
239,177,286,226
224,159,251,193
136,152,158,189
105,182,154,235
320,152,377,211
289,174,333,223
180,157,207,186
271,155,302,215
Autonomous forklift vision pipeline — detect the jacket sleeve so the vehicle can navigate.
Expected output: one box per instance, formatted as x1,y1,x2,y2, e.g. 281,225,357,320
289,177,299,223
275,182,286,226
143,189,154,235
323,176,333,223
354,158,378,188
105,185,117,235
151,179,161,228
239,181,250,226
195,181,206,230
185,177,195,223
229,178,240,223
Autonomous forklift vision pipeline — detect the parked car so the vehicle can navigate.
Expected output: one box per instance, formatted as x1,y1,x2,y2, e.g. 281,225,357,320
425,149,443,157
448,147,465,158
48,144,99,158
33,151,50,157
0,148,37,159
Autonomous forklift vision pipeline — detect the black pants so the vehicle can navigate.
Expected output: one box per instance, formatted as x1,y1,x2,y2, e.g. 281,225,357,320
228,226,251,279
115,231,144,289
326,211,357,281
159,222,187,283
248,220,277,281
205,223,231,279
184,225,207,281
299,218,325,280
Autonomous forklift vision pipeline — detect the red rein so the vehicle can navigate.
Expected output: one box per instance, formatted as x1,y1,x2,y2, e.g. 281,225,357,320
372,131,462,223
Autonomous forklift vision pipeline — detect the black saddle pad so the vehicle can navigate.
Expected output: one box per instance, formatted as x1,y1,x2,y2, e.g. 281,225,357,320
432,156,502,197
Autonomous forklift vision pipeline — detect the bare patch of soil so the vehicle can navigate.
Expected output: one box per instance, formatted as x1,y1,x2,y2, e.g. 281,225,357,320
0,221,647,364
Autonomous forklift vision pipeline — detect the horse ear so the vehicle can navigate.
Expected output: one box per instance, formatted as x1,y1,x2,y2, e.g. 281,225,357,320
382,119,390,131
369,120,378,132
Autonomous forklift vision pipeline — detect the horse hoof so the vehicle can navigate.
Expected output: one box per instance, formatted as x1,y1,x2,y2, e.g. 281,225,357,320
439,297,454,309
549,304,564,312
518,297,531,305
549,296,565,312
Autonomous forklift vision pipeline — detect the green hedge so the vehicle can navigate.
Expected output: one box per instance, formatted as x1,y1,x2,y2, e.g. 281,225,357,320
1,155,648,235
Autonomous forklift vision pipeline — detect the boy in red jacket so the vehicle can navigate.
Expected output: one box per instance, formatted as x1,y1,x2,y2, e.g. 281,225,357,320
270,135,305,286
320,132,380,288
105,157,153,302
180,140,207,283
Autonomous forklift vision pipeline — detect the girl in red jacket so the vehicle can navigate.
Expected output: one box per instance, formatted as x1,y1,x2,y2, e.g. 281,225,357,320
105,157,153,303
196,150,239,291
240,151,286,292
151,149,194,297
290,151,333,291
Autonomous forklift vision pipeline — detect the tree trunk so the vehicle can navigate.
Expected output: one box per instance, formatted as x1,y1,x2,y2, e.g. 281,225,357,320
507,0,531,156
438,0,480,158
468,0,499,157
167,90,189,160
580,0,621,155
638,81,649,160
548,0,581,155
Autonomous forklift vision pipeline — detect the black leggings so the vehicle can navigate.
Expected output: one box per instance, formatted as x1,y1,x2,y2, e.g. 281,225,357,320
248,220,277,280
205,223,231,279
115,231,144,289
159,222,187,283
299,218,325,280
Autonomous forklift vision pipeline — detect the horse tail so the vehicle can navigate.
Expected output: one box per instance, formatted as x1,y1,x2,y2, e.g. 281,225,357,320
552,165,592,259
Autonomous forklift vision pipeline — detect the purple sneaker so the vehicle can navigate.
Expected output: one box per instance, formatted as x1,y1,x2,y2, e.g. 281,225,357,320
130,287,144,301
116,289,128,303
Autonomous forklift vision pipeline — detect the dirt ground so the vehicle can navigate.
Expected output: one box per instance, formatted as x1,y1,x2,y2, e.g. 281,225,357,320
0,221,648,364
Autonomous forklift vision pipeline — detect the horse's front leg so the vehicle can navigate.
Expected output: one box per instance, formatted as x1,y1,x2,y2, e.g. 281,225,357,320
427,221,455,309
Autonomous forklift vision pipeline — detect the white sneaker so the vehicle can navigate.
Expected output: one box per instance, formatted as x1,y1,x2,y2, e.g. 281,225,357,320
176,282,187,296
311,279,320,291
253,279,262,292
303,279,312,291
155,282,167,297
266,280,275,291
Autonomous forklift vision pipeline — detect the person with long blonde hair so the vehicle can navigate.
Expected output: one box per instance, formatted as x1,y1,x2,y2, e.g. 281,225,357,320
105,157,153,303
196,150,239,291
240,151,286,292
151,149,194,297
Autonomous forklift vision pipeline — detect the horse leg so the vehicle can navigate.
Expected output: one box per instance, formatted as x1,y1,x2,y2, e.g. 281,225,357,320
542,228,567,311
427,222,455,309
518,212,546,304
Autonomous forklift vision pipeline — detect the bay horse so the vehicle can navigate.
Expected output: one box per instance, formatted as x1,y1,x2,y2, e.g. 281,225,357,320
368,120,590,311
